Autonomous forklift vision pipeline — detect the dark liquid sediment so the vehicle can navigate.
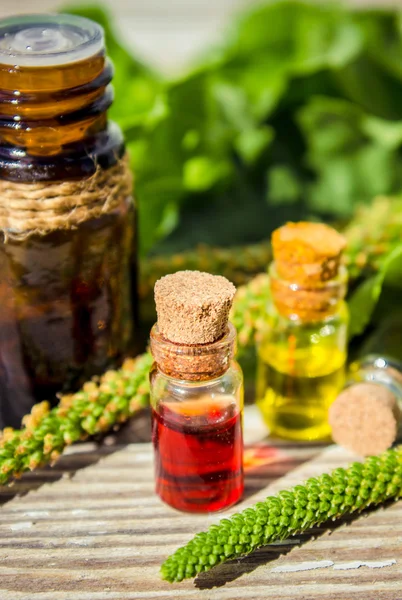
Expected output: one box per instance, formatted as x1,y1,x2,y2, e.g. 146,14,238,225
0,200,134,428
0,26,137,428
152,400,244,512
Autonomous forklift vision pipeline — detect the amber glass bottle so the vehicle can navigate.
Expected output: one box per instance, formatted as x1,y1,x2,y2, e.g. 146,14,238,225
0,14,137,428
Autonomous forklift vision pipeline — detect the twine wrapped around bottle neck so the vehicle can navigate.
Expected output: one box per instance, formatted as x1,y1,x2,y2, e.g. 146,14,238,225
0,154,132,242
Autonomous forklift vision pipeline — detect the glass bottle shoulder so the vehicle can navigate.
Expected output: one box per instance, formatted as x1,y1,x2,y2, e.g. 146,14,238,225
348,355,402,401
258,300,348,377
150,360,243,409
263,298,348,330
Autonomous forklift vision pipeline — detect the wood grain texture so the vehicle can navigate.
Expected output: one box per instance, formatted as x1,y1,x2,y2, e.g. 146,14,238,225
0,406,401,600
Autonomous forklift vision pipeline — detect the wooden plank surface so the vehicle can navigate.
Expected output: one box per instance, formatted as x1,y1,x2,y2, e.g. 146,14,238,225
0,406,401,600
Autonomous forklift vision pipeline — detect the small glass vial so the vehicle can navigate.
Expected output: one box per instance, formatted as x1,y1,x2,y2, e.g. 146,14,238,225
150,271,244,513
256,222,349,441
0,15,137,428
330,317,402,456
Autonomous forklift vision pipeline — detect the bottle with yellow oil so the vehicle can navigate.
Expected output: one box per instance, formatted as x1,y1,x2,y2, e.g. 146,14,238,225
256,222,349,441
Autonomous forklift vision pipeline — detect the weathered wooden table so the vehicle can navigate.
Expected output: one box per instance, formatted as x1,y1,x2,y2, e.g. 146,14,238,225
0,406,401,600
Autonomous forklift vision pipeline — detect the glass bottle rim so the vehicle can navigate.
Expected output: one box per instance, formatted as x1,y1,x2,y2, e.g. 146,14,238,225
269,262,348,322
0,13,104,67
269,262,348,291
150,322,237,381
151,321,236,353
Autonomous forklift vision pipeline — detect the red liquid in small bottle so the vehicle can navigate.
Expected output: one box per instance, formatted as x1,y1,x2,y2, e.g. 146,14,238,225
152,397,243,512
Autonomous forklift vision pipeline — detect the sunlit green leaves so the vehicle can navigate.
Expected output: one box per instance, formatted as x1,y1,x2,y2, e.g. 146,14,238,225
268,166,301,205
64,1,402,257
298,96,402,216
348,245,402,338
183,156,232,191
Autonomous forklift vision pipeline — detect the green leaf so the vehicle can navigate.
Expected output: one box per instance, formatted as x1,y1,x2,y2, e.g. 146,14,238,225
363,116,402,149
235,126,274,164
357,10,402,82
291,6,363,74
135,173,184,255
298,97,399,216
334,56,402,120
298,96,365,157
213,83,254,131
225,1,305,56
361,314,402,361
183,156,232,191
348,244,402,338
268,166,301,205
218,58,289,121
155,203,179,239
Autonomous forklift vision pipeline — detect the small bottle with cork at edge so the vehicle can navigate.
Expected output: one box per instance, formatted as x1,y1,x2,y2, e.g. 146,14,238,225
256,222,349,441
329,316,402,457
149,270,244,513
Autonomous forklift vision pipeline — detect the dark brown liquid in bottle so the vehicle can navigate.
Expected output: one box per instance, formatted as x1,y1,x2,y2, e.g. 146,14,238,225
0,39,137,428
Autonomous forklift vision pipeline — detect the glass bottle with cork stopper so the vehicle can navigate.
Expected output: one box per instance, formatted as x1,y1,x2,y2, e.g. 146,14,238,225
150,270,244,513
329,316,402,456
0,14,137,429
256,222,349,441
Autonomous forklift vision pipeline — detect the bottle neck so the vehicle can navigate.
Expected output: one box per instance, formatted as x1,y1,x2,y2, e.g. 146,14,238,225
150,323,237,382
0,51,113,150
270,262,347,322
348,355,402,407
0,55,124,181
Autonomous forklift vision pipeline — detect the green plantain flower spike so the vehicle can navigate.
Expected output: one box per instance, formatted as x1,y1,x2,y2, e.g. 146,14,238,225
0,353,153,486
161,446,402,582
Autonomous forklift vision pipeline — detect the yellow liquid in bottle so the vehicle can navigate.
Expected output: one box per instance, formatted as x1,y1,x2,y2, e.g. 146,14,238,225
256,315,347,441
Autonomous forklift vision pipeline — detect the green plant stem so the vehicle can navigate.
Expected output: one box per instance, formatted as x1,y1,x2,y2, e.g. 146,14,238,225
342,196,402,280
161,445,402,582
139,196,402,317
230,272,270,352
140,241,272,299
0,353,152,485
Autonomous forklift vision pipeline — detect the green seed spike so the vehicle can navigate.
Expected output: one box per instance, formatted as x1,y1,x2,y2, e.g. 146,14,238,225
139,195,402,323
343,196,402,280
161,446,402,582
140,196,402,292
139,242,272,323
230,272,270,352
140,241,272,300
0,353,153,486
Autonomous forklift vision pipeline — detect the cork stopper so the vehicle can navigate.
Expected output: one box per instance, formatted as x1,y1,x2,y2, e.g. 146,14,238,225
154,270,236,345
272,222,346,285
329,383,400,457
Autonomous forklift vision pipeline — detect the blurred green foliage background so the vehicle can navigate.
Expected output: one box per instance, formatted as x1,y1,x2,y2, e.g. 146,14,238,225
66,1,402,258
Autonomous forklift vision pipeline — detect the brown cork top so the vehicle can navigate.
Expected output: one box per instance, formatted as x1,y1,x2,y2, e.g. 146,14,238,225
154,270,236,345
329,382,400,457
272,222,346,284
